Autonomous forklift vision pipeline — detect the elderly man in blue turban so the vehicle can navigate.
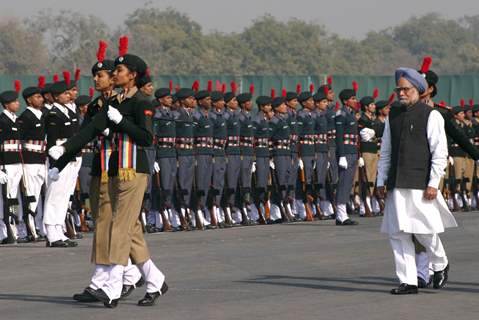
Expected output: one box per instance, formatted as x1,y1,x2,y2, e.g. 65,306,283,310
376,68,457,295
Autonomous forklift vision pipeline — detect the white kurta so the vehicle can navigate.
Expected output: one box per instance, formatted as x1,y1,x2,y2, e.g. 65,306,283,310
377,109,458,235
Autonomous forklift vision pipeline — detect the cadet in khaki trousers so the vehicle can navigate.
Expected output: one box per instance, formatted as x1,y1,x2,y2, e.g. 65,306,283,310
49,44,167,308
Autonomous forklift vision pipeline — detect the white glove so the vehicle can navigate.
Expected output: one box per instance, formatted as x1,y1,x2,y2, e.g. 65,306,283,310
448,156,454,166
358,157,365,168
338,156,348,169
48,145,65,160
48,168,60,181
251,161,256,173
269,159,275,170
312,160,316,170
0,171,7,184
327,161,331,170
102,128,110,136
359,128,375,142
154,162,160,173
107,105,123,124
298,158,304,170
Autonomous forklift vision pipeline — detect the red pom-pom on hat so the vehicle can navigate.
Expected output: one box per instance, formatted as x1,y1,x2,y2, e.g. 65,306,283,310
119,36,129,56
309,83,314,93
296,83,302,94
53,74,59,83
249,83,255,95
327,75,333,86
230,81,237,94
169,80,173,92
460,98,465,107
74,68,81,82
14,80,21,93
373,87,379,99
63,70,71,86
420,56,432,74
97,40,107,63
38,75,46,89
388,93,396,105
282,88,287,98
352,81,359,93
221,83,227,94
270,88,276,99
207,80,213,92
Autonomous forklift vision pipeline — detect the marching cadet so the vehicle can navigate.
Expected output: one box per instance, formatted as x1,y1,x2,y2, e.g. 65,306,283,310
76,94,93,231
42,80,80,247
210,90,233,227
252,95,273,224
152,87,183,231
0,83,29,244
18,82,49,241
335,86,360,225
296,91,318,220
358,89,381,216
49,37,168,307
286,90,300,208
313,87,334,219
41,81,55,113
138,71,154,97
449,103,472,211
270,96,296,222
175,87,197,229
223,84,242,225
237,88,255,225
193,88,215,229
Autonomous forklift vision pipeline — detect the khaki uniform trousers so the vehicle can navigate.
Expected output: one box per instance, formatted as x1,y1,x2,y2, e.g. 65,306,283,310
453,156,474,192
108,173,150,266
89,176,112,265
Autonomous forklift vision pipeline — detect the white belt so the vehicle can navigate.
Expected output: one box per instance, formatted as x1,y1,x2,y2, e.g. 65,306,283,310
2,144,21,151
24,143,46,152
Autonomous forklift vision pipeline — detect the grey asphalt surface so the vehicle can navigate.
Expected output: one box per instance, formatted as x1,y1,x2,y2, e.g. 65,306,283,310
1,212,479,320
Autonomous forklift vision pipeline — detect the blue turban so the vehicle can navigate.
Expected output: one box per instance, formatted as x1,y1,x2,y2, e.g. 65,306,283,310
395,67,428,94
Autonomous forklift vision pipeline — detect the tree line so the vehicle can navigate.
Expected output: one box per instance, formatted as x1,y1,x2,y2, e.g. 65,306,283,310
1,5,479,76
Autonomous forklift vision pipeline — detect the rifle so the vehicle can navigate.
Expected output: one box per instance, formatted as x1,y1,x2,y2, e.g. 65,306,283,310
358,155,373,217
325,167,337,215
298,163,314,221
19,178,38,241
154,171,172,231
2,173,18,244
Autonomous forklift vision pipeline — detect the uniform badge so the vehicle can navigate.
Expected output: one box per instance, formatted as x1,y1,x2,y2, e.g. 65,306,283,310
144,110,153,117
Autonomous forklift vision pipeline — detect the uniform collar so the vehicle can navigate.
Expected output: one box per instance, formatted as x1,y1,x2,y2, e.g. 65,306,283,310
27,107,43,120
65,102,76,113
2,109,16,122
118,86,138,102
53,102,70,118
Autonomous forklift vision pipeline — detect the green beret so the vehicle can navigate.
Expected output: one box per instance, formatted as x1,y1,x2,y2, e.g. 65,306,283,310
50,82,68,96
360,96,375,107
313,91,327,102
339,89,356,102
75,95,91,106
452,106,465,114
138,74,152,88
256,96,272,106
272,97,286,109
0,91,19,105
22,87,42,101
155,88,171,99
195,90,210,100
236,93,252,104
298,91,312,103
114,53,148,76
286,92,298,101
41,83,52,95
211,91,224,102
224,92,236,103
91,59,115,76
176,88,195,100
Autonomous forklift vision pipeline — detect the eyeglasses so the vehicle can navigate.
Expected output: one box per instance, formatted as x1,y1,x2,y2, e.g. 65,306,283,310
394,86,415,94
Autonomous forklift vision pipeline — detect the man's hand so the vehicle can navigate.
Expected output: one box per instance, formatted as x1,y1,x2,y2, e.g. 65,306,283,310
423,187,438,201
376,186,386,199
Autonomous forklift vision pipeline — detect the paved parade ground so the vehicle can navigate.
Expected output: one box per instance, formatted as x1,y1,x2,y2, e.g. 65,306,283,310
1,212,479,320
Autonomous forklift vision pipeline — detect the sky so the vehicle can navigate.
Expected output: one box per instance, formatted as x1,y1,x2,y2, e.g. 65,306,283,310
2,0,479,38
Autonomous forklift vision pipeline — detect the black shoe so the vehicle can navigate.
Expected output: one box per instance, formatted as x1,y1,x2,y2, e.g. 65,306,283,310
335,219,358,226
90,289,119,308
417,277,429,289
121,277,145,299
17,236,31,243
73,287,99,302
146,225,159,233
74,233,83,240
433,264,449,289
390,283,418,295
64,239,78,247
49,240,69,247
137,282,168,306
